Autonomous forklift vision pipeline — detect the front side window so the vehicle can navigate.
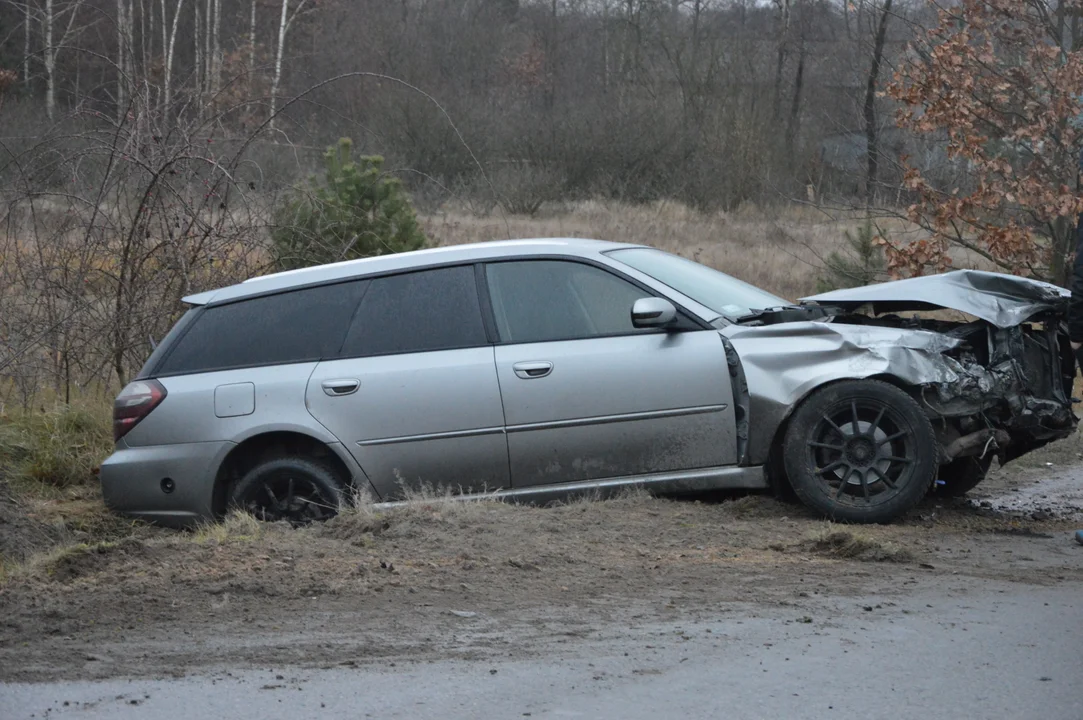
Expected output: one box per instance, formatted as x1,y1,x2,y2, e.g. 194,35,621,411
607,247,787,319
156,281,368,375
340,265,487,357
485,260,653,344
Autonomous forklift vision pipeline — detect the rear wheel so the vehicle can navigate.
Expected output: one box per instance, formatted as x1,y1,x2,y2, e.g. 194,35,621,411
230,457,344,525
936,455,993,498
782,380,937,523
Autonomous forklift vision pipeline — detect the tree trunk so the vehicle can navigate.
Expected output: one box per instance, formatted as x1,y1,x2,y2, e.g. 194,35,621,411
211,0,221,98
772,0,791,123
786,40,805,159
250,0,258,89
863,0,892,204
160,0,168,108
1052,214,1073,286
601,0,609,92
23,1,31,87
140,0,149,87
116,0,126,122
162,0,184,112
204,0,211,98
194,1,202,111
269,0,290,128
45,0,55,120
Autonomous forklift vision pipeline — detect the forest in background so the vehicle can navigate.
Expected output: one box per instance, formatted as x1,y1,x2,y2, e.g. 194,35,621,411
0,0,934,209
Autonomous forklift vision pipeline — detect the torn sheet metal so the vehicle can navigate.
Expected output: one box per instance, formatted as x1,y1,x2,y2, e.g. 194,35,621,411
802,270,1068,328
722,319,1075,465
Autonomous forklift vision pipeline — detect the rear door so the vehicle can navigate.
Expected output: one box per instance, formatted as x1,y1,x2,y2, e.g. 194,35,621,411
306,265,509,498
484,259,737,487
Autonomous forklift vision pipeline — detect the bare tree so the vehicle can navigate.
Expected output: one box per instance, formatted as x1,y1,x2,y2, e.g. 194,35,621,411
863,0,893,203
0,85,273,391
22,0,30,86
193,0,201,108
116,0,132,121
41,0,82,121
772,0,791,123
211,0,221,97
160,0,185,112
269,0,308,128
248,0,257,79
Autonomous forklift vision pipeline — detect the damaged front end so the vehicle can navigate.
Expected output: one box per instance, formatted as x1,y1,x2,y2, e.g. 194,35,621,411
724,269,1078,470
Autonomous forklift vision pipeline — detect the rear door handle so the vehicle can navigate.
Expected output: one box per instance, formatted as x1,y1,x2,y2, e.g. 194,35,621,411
322,379,360,396
512,361,553,379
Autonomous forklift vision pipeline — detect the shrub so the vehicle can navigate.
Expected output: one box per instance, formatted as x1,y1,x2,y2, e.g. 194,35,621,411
271,138,428,270
816,221,887,293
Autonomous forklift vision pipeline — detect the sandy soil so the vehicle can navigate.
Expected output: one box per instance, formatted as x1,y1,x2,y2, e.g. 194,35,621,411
2,460,1081,685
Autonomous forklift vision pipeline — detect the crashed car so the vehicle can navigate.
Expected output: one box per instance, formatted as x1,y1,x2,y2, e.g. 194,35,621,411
734,270,1077,521
99,239,1077,526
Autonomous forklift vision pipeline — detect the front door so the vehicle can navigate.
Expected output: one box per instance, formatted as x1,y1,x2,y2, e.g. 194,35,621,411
306,266,509,498
484,259,737,487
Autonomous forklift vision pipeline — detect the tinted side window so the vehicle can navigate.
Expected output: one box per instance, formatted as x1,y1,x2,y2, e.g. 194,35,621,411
340,266,487,357
157,281,368,375
486,261,652,344
136,308,199,379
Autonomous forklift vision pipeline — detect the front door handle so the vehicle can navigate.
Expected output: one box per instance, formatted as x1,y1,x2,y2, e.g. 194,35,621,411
512,361,553,379
322,379,360,396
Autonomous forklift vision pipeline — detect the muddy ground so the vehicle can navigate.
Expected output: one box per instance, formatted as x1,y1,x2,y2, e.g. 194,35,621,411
1,462,1081,685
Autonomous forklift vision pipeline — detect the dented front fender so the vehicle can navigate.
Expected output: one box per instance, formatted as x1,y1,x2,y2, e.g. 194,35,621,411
722,319,1076,466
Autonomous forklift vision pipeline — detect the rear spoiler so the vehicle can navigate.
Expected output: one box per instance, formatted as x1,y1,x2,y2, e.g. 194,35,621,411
181,290,215,306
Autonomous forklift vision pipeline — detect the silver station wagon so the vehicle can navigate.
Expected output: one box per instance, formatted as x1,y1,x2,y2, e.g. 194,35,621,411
101,239,1077,525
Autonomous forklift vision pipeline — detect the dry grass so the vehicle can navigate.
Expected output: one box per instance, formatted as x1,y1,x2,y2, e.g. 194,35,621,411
802,524,915,563
192,510,264,545
0,399,113,494
323,483,509,545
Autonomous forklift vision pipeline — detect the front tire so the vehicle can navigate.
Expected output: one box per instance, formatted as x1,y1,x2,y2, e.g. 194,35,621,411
230,457,344,525
782,380,937,523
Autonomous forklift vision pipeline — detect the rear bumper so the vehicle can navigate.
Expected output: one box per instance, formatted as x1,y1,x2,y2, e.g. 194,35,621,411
99,440,234,528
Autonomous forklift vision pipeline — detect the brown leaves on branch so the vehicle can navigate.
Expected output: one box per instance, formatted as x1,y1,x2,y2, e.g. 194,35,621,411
886,0,1083,284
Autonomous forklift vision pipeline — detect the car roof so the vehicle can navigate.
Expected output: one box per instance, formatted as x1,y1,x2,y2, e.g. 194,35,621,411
183,238,643,306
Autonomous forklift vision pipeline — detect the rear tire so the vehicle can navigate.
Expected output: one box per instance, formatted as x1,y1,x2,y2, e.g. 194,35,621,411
782,380,937,524
936,455,993,498
230,457,344,525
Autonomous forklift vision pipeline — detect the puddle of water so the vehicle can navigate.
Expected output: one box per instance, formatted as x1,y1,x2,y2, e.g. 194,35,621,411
972,467,1083,521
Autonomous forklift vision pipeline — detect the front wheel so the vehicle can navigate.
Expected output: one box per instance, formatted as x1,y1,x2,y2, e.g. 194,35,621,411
782,380,937,523
230,457,344,525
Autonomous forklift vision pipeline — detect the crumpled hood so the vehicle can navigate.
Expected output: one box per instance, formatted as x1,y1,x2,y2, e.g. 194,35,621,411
801,269,1068,328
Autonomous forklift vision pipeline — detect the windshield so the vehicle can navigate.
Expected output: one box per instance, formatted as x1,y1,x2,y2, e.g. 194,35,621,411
607,247,789,319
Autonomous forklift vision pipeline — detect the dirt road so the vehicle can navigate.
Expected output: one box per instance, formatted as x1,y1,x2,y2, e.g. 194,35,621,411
1,462,1081,717
4,577,1081,719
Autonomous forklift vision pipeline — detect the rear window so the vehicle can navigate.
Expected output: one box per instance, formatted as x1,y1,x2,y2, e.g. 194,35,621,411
340,266,487,357
135,309,199,379
155,281,368,375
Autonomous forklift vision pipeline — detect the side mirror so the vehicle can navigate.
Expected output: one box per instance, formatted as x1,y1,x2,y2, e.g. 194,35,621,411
631,297,677,329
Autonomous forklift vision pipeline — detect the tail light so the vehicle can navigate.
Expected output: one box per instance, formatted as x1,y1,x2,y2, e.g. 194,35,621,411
113,379,167,442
